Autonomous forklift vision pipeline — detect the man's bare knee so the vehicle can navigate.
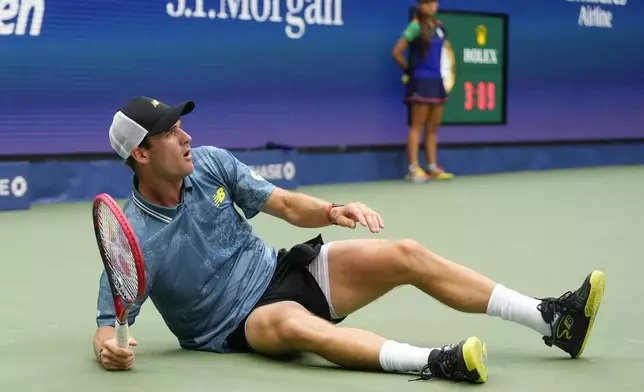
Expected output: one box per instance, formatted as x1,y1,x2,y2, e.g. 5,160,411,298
392,239,439,279
246,302,332,354
395,239,424,256
275,316,331,351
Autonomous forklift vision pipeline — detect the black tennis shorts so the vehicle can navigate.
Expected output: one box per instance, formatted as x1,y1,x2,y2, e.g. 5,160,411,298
225,234,345,352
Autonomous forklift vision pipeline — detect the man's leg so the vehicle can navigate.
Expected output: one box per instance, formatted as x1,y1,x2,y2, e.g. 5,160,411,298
324,238,605,359
244,301,488,383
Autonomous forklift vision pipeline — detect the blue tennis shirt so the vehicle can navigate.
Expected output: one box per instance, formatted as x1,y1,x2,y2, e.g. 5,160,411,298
95,146,278,352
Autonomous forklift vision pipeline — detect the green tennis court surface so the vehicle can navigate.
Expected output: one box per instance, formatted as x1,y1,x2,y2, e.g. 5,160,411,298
1,166,643,391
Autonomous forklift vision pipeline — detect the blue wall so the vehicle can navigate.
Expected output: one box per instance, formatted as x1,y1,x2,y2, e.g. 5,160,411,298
2,142,644,211
2,0,643,156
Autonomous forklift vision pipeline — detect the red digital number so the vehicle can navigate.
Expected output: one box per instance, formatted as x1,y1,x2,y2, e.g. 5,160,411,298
464,81,474,111
477,82,486,110
463,81,497,111
487,82,496,110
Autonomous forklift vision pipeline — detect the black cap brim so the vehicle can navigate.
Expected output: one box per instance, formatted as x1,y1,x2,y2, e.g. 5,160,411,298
151,101,195,134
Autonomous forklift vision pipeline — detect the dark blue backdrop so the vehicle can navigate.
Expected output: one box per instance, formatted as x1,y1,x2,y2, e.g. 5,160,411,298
2,0,643,156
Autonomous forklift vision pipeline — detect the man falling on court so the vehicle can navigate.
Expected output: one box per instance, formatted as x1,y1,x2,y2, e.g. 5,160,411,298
93,97,606,383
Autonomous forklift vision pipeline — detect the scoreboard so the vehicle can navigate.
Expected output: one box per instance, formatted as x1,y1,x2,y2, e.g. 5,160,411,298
408,9,508,125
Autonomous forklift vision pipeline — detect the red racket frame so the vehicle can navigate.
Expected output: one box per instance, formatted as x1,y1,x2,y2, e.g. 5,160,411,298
92,193,147,323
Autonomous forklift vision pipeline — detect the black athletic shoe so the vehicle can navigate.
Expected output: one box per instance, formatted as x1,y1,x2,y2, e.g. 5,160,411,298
412,336,488,383
537,270,606,358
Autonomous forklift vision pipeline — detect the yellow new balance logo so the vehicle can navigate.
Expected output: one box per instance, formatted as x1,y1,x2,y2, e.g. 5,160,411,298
556,314,574,340
213,187,226,207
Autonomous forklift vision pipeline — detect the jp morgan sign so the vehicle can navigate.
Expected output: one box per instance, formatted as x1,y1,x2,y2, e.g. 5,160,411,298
166,0,345,39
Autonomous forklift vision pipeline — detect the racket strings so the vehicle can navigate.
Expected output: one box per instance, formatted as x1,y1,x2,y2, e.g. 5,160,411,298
97,203,139,303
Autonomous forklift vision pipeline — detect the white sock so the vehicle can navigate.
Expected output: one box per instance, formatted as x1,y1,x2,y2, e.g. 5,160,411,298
379,340,436,373
486,284,552,337
428,163,437,171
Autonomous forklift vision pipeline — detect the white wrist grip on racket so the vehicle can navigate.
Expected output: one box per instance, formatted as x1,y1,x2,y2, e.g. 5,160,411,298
115,321,129,349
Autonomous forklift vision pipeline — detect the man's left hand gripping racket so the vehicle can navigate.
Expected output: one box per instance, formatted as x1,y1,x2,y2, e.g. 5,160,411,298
93,193,147,350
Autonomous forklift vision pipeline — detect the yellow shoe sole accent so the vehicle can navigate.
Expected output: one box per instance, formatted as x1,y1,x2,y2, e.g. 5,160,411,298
575,270,606,359
433,173,454,180
461,336,488,383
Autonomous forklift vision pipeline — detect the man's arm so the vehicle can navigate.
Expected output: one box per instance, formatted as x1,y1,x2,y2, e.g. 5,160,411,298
261,187,336,228
262,188,385,233
205,147,384,232
204,147,338,227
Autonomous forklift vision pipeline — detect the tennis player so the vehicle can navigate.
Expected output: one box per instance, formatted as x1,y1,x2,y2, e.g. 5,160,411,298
393,0,454,182
94,97,606,383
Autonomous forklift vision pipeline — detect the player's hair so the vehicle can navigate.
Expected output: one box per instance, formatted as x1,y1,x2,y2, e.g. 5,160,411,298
412,4,435,58
418,20,432,57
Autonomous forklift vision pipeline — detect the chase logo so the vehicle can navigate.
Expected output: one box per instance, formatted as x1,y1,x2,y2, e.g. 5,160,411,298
212,187,226,207
0,176,28,198
248,162,296,181
476,25,488,46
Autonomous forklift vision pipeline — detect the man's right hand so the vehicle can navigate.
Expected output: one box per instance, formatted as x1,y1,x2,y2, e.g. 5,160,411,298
98,337,138,371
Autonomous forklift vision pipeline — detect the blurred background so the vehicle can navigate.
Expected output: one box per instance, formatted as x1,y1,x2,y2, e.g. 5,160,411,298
1,0,643,209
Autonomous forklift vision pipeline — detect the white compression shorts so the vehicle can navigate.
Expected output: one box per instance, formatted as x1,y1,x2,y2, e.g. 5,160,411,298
306,242,342,320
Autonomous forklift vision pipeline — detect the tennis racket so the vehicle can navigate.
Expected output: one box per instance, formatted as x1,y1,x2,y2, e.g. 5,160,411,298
92,193,146,350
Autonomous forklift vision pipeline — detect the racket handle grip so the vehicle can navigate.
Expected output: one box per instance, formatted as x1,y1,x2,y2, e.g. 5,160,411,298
115,321,129,349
